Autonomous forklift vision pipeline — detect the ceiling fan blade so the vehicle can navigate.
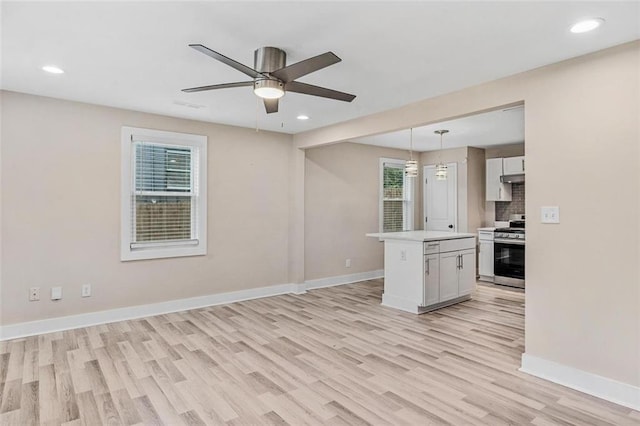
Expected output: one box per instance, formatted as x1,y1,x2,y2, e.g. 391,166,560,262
189,44,265,79
271,52,341,82
182,81,254,93
285,81,356,102
263,98,279,114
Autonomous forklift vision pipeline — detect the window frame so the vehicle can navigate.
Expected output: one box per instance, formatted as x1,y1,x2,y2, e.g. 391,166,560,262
379,157,415,233
121,126,207,261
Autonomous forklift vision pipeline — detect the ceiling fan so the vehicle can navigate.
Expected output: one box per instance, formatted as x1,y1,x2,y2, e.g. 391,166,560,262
182,44,356,114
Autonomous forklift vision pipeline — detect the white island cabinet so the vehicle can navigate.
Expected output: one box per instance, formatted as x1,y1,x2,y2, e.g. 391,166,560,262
367,231,476,314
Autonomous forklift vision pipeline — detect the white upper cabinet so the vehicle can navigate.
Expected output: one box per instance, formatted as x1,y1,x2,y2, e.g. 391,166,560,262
503,156,525,175
486,158,512,201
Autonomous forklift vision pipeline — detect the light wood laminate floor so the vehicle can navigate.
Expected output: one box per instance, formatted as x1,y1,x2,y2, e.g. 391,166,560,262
1,280,638,425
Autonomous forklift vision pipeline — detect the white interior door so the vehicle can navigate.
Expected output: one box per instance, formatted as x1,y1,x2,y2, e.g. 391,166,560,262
423,163,457,232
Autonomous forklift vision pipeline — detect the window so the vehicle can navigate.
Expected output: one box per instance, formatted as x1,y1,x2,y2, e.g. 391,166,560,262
121,127,207,261
379,158,414,232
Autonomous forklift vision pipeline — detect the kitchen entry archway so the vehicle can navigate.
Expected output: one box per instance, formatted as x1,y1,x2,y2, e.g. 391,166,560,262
423,163,457,232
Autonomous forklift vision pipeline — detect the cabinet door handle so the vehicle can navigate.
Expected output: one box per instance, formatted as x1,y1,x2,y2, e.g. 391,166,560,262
522,158,525,171
461,255,464,269
426,258,430,275
456,255,460,269
499,187,502,199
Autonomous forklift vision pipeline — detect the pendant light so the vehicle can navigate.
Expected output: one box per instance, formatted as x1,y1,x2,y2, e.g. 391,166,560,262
434,129,449,180
405,128,418,177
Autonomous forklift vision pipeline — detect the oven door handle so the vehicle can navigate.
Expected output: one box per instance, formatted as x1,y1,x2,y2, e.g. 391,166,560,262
495,238,526,245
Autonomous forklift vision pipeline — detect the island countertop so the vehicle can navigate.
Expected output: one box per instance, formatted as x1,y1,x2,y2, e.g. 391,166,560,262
366,230,477,242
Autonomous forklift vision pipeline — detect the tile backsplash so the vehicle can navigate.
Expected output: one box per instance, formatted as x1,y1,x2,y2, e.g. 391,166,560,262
495,183,525,221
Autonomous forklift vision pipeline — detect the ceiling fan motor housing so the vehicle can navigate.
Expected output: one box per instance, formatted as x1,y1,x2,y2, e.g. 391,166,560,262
253,47,286,97
254,46,286,73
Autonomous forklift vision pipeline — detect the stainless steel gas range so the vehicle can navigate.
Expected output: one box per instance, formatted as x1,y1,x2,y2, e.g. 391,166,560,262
494,220,525,288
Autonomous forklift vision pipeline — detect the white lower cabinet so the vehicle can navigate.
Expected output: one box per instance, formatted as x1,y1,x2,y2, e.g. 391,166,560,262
423,254,440,306
440,248,476,300
478,230,495,282
479,240,494,278
439,251,460,302
457,250,476,296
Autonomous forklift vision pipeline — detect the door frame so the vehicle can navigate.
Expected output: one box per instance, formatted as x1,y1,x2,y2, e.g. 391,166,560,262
423,162,458,232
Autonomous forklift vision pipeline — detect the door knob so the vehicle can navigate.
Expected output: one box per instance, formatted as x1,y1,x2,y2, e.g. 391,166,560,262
448,224,453,229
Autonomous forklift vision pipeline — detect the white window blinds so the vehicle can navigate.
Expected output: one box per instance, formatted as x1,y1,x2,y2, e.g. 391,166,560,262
380,159,414,232
130,141,199,247
382,162,405,232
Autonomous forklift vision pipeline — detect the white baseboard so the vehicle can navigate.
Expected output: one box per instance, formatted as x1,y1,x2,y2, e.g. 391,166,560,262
0,269,384,341
381,293,420,314
520,353,640,411
0,282,299,341
304,269,383,290
291,283,307,295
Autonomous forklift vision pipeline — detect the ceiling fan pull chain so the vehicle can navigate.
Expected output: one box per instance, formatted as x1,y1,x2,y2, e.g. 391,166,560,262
255,96,260,132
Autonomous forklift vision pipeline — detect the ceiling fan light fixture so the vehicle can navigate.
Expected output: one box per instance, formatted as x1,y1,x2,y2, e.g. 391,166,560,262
253,79,285,99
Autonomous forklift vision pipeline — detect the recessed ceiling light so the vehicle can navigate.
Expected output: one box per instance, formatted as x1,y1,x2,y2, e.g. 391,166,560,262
570,18,605,34
297,115,310,120
42,65,64,74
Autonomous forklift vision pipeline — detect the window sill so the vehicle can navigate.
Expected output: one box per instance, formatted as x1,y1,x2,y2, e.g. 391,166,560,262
120,244,206,261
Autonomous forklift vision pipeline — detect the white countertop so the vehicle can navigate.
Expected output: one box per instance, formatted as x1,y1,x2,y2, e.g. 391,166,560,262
478,227,496,231
366,231,477,242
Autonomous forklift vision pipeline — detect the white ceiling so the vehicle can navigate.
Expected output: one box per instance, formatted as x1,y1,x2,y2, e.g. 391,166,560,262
351,106,525,152
2,2,639,135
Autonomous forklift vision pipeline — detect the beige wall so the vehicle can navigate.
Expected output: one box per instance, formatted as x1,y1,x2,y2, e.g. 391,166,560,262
523,45,638,386
466,147,486,230
1,91,293,324
304,142,416,280
294,41,640,387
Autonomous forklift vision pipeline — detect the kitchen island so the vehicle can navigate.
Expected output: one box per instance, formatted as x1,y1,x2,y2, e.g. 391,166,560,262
367,231,477,314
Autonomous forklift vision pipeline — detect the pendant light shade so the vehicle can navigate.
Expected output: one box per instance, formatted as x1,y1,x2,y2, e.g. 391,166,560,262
405,128,418,177
405,159,418,177
434,129,449,180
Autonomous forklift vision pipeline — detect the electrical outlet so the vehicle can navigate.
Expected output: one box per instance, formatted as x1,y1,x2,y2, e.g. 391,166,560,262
345,259,351,268
82,284,91,298
51,286,63,301
29,287,40,301
400,250,407,261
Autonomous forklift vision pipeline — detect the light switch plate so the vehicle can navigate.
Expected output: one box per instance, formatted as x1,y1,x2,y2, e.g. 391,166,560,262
541,206,560,223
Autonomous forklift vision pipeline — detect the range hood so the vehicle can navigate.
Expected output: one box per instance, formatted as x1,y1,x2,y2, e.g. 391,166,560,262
500,173,525,184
